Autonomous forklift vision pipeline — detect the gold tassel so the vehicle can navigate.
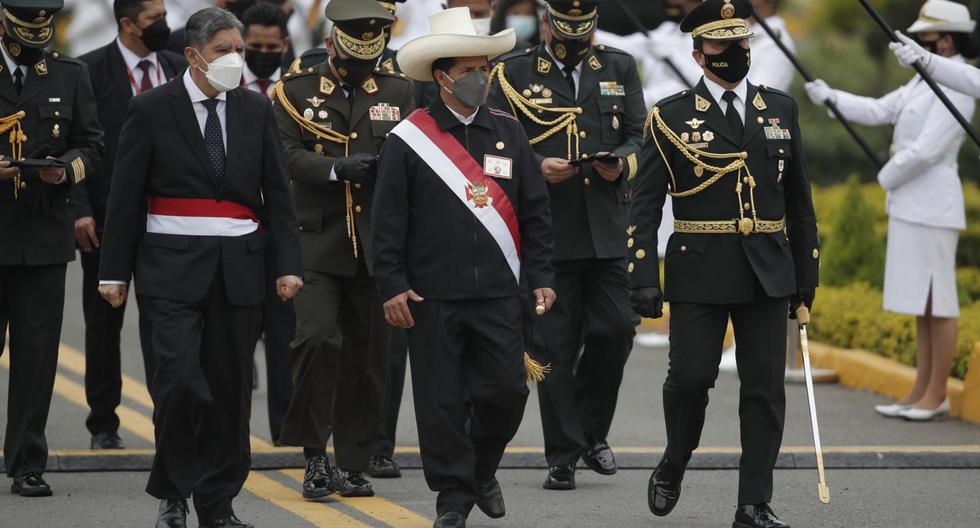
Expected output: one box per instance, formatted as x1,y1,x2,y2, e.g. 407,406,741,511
524,352,551,384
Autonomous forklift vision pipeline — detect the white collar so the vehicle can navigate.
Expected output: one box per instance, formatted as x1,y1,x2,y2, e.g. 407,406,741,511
1,40,27,77
447,104,477,125
116,37,157,73
545,44,584,74
243,62,281,84
183,69,227,103
703,75,748,107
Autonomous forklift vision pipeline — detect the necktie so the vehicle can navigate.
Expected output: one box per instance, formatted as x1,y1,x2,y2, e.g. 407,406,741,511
202,99,226,184
13,68,23,95
563,65,576,97
256,79,272,96
722,90,743,144
137,59,153,93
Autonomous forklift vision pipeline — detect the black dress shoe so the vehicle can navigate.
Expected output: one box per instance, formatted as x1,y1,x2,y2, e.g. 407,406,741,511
90,431,125,450
10,473,52,497
200,513,254,528
542,464,576,490
475,477,505,519
155,498,188,528
302,455,335,500
432,511,466,528
733,503,790,528
334,468,374,497
582,441,617,475
648,457,684,517
367,454,402,479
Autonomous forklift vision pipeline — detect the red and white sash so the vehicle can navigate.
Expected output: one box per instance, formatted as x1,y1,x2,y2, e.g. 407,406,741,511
391,109,521,282
147,197,259,237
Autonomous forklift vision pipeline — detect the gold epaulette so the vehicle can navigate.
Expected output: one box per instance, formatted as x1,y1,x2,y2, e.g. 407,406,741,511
489,62,584,160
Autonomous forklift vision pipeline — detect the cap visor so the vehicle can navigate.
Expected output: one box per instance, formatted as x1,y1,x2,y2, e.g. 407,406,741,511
397,29,517,82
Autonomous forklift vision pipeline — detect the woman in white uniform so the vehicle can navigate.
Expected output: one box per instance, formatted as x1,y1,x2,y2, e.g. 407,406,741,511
804,0,977,422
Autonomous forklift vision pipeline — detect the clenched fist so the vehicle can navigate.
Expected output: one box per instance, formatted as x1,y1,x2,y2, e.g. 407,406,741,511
276,275,304,301
99,284,128,308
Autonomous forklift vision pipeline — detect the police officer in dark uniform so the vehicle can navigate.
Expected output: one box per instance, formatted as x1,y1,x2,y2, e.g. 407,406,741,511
488,0,645,490
629,2,819,526
0,0,102,498
292,0,404,73
374,8,554,526
272,0,414,500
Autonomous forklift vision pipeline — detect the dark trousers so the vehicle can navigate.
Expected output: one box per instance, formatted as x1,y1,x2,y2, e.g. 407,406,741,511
664,293,788,505
408,297,529,516
138,271,261,523
534,258,636,465
80,251,127,435
374,328,408,458
279,267,389,471
259,249,295,445
1,264,66,478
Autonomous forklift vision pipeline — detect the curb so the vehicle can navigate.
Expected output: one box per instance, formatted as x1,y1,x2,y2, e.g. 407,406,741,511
9,447,980,473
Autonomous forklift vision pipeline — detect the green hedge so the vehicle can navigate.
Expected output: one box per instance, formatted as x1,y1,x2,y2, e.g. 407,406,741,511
809,283,973,379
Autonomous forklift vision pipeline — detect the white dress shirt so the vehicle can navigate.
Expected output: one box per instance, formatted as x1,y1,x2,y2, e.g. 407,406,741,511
545,45,583,99
117,38,161,95
242,63,281,95
183,69,228,150
831,55,975,230
702,75,747,124
447,104,478,125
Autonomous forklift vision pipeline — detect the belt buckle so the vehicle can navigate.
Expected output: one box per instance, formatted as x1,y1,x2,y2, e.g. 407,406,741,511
738,218,754,236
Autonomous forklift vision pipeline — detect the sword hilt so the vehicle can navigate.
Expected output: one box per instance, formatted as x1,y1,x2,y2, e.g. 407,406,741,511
796,305,811,326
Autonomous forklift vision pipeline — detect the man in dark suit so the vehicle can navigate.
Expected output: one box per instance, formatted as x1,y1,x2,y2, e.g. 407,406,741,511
489,0,645,491
629,2,818,527
0,0,103,498
75,0,185,451
98,7,303,528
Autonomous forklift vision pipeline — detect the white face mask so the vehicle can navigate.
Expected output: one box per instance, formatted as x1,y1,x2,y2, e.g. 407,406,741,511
472,17,492,37
195,49,244,93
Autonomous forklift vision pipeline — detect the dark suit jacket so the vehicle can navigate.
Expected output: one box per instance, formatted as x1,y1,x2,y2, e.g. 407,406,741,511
75,42,186,228
0,51,104,266
630,80,820,304
99,77,302,306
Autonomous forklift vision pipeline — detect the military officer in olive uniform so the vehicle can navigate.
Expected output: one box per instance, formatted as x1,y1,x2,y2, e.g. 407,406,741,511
292,0,404,74
0,0,103,497
629,2,818,527
272,0,414,500
488,0,645,491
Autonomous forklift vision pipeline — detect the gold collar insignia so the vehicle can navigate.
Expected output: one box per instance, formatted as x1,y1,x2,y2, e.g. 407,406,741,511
588,55,602,71
34,59,47,76
319,76,335,96
362,76,379,95
537,56,552,75
695,94,711,113
752,91,767,111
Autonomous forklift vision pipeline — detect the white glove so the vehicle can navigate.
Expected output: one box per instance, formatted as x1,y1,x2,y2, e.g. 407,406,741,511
804,79,837,106
889,31,933,70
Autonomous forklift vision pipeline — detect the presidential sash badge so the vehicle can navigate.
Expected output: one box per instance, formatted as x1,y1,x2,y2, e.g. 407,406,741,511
466,180,493,209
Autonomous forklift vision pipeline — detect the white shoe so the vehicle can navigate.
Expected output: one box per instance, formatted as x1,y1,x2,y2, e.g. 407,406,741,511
898,399,951,421
874,403,912,418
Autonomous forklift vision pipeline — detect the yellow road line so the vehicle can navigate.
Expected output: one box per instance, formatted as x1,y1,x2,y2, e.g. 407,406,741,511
57,343,155,410
245,472,372,527
280,469,431,528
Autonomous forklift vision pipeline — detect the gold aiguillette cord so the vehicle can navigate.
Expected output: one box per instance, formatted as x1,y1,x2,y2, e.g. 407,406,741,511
1,111,26,199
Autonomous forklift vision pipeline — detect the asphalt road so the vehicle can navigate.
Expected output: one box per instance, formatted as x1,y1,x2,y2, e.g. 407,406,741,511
1,262,980,527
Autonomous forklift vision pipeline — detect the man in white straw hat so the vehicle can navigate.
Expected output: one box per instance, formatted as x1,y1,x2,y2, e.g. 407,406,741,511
373,7,556,527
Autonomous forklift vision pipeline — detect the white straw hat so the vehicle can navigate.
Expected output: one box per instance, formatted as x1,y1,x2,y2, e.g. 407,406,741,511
907,0,976,34
396,7,517,82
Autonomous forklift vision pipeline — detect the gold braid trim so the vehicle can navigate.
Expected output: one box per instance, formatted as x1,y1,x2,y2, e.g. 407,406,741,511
1,111,26,199
489,62,583,160
273,81,360,257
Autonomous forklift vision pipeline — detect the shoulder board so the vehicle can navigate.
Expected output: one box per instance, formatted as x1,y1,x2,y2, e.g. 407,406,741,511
374,68,410,81
280,68,318,83
496,47,535,63
593,44,630,56
489,108,518,121
655,89,691,108
758,84,792,99
46,51,82,66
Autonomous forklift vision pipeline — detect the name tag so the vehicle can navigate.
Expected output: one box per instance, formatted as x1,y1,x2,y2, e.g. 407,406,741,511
369,103,401,122
599,82,625,96
483,155,513,179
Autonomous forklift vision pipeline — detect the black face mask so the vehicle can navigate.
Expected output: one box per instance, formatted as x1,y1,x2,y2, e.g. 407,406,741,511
331,55,375,86
702,42,751,84
245,48,282,79
549,37,592,69
3,34,43,65
139,18,171,52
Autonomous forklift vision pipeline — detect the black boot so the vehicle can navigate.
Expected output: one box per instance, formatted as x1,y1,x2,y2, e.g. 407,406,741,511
475,477,505,518
733,503,790,528
302,455,335,500
648,456,684,517
155,499,188,528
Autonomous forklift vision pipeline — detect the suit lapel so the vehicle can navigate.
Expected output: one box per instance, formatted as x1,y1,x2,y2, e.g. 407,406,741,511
535,47,574,105
224,89,244,184
742,83,764,146
349,78,376,130
577,52,600,103
694,79,738,148
169,79,219,187
0,65,17,105
108,44,134,107
160,53,183,81
18,61,46,105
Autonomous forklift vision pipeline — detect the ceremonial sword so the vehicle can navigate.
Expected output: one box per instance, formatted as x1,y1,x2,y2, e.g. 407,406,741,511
796,306,831,504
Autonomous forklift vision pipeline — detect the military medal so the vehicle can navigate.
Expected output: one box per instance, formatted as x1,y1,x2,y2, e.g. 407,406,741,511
542,88,553,98
703,131,714,142
523,89,533,98
599,82,625,96
694,166,704,178
692,132,701,142
685,117,705,129
307,96,325,107
318,110,329,120
303,108,314,121
681,132,690,143
531,84,543,94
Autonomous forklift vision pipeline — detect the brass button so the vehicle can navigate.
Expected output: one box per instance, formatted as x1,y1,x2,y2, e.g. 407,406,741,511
612,104,619,111
583,178,591,186
627,238,634,248
54,111,60,117
350,132,359,140
779,148,785,154
579,131,587,139
496,141,505,150
299,226,304,231
627,262,634,273
385,133,390,138
20,181,27,189
680,245,687,252
354,183,362,189
757,116,764,124
812,248,819,259
636,249,646,260
355,205,363,213
743,203,751,210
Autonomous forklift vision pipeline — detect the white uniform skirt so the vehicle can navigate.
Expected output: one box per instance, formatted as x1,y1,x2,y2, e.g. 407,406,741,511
883,217,960,317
